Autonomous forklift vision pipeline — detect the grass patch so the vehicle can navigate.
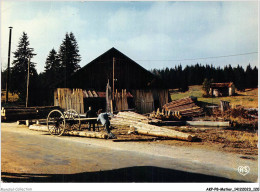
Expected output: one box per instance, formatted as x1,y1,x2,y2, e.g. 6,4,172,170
1,90,19,103
170,85,258,108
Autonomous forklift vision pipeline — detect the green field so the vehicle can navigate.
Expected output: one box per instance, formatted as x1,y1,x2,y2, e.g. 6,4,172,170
170,85,258,108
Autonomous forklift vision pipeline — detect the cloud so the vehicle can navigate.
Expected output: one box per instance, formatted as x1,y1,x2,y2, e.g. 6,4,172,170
1,1,258,73
104,1,258,68
1,2,87,72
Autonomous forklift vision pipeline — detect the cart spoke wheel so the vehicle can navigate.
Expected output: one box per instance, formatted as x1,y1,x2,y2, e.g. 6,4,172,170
47,109,66,136
64,109,81,131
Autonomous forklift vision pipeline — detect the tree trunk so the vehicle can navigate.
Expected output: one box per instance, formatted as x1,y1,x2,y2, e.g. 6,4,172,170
130,122,196,142
29,124,109,139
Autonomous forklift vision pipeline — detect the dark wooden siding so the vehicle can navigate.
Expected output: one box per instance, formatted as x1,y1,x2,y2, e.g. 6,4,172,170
56,48,165,91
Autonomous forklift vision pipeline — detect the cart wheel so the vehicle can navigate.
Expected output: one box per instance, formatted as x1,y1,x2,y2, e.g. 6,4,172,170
64,109,81,131
47,109,66,136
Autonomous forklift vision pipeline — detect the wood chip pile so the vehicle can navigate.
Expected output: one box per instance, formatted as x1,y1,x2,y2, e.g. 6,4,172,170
163,97,204,118
1,106,61,121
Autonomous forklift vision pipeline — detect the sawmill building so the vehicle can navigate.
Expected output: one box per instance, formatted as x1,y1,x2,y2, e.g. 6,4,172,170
54,47,169,114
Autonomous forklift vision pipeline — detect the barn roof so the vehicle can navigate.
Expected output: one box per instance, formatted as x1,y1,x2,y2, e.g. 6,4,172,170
81,47,150,73
83,90,133,98
210,82,234,88
55,47,165,90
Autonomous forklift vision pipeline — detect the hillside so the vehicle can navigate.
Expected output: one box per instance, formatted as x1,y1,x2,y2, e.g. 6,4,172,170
170,85,258,108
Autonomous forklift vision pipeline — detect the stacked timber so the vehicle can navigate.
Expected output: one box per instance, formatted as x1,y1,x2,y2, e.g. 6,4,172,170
163,97,204,118
110,111,160,126
150,108,181,120
29,124,109,139
1,106,61,121
130,122,196,142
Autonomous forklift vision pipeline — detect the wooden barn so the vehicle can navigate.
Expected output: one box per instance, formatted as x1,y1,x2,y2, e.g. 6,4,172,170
210,82,235,97
54,47,169,114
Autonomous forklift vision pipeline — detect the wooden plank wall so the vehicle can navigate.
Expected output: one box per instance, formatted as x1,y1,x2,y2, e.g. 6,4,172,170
54,88,84,113
133,89,169,114
114,89,128,111
134,90,154,114
157,89,169,108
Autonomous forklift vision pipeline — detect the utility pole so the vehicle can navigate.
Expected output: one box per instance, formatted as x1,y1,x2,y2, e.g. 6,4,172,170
26,56,30,107
5,26,13,103
112,57,115,100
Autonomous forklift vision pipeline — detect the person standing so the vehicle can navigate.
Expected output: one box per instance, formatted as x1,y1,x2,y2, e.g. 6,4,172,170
86,106,97,131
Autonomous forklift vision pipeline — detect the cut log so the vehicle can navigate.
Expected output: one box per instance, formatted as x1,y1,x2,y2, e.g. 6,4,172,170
29,124,48,132
117,111,148,120
113,138,156,142
162,97,204,118
130,122,196,142
186,121,230,127
28,124,109,139
67,131,108,139
26,120,31,127
157,121,186,126
17,120,26,125
111,111,161,126
1,106,61,121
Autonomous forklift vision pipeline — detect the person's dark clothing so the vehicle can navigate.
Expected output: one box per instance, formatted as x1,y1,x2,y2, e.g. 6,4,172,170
86,109,96,118
97,113,113,134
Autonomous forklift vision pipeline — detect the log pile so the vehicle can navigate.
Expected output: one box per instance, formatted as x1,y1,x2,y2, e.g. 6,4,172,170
162,97,204,118
149,108,182,120
110,111,160,126
111,111,196,142
1,106,61,121
29,124,109,139
130,122,196,141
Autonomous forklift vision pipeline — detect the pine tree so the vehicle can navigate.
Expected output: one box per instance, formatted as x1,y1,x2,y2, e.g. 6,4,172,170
202,78,211,97
252,66,258,88
11,32,37,100
245,64,253,88
44,48,61,86
45,48,60,72
58,32,81,85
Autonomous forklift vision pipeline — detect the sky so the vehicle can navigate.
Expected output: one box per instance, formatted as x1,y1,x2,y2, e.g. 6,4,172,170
1,1,258,73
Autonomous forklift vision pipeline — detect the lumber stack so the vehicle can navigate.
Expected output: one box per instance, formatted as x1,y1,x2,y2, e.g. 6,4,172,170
149,108,182,120
163,97,204,118
130,122,196,142
1,106,61,121
110,111,160,126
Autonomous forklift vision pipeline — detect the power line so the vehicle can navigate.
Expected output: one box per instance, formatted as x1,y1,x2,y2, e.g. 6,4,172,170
134,51,258,62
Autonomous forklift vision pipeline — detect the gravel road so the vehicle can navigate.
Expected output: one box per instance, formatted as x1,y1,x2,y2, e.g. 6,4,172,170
1,123,258,182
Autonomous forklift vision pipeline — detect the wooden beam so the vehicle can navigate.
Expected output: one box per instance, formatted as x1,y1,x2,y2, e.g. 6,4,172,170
186,121,230,127
113,57,115,100
130,122,196,142
29,125,109,139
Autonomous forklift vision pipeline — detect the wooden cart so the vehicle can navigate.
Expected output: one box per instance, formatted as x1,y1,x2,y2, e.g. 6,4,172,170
47,109,97,136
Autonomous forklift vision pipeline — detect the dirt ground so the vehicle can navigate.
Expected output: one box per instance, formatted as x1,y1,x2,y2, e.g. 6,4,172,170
2,122,259,183
110,124,258,156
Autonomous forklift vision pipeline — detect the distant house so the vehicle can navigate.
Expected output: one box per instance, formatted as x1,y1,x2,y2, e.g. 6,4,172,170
210,82,235,97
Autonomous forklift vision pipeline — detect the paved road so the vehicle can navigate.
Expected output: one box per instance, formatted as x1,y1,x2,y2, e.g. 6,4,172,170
1,123,258,182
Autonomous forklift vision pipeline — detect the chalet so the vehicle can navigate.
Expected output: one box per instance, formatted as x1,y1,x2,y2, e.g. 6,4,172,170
54,47,169,114
210,82,235,97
